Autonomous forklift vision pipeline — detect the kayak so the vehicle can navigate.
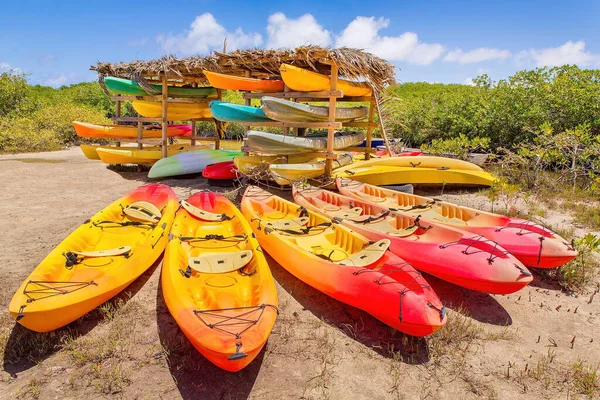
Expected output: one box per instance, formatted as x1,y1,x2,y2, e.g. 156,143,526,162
292,185,533,294
9,184,178,332
241,186,446,336
269,153,354,185
337,178,578,268
260,96,368,122
148,149,243,178
202,161,239,180
97,144,200,165
80,144,102,160
233,154,316,175
345,155,485,171
162,191,278,371
335,163,496,187
246,131,365,155
104,76,217,98
209,101,272,123
280,64,372,97
203,70,284,92
72,121,191,139
132,100,212,120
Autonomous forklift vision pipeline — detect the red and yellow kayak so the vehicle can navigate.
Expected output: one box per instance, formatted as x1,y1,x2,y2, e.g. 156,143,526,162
203,70,284,92
336,178,577,268
292,185,533,294
162,192,278,371
202,161,239,180
241,186,446,337
72,121,191,139
9,184,178,332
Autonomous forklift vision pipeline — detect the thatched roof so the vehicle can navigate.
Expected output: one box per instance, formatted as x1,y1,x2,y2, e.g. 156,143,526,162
91,46,396,93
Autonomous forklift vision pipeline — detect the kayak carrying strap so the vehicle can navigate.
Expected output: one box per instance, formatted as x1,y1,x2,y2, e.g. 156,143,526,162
178,233,248,243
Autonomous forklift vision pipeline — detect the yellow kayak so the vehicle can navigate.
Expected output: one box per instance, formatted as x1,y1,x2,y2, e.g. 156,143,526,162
162,192,278,371
9,184,178,332
80,144,102,160
132,100,212,120
97,144,203,165
348,155,484,171
335,164,496,186
280,64,372,97
269,153,354,185
233,154,316,175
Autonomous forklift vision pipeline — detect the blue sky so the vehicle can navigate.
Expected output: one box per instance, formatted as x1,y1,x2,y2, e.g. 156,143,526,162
1,0,599,87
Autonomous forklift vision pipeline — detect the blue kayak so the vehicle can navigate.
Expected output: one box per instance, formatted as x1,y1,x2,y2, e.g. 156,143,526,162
209,101,272,123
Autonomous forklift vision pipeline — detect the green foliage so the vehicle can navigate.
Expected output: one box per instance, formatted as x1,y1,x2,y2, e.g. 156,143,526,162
420,134,490,160
0,69,33,116
558,233,600,292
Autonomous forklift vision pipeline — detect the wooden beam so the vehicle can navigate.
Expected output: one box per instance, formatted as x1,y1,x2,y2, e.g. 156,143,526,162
190,120,196,146
161,73,168,159
215,90,223,149
373,92,393,158
137,121,143,150
113,117,162,123
325,64,339,177
342,121,379,128
115,100,121,147
242,72,252,135
365,98,376,160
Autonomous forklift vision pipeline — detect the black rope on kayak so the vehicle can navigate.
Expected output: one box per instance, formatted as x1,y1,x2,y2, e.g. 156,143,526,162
495,220,546,235
514,264,532,276
409,161,421,168
348,210,390,225
537,236,544,266
22,280,97,303
193,304,279,339
296,206,309,218
406,215,433,231
352,262,433,294
228,342,248,361
390,200,436,212
437,166,450,171
439,235,511,265
92,220,156,230
427,302,447,321
274,222,332,236
179,266,192,278
62,250,131,270
343,170,356,176
151,223,167,249
178,234,248,243
16,305,26,321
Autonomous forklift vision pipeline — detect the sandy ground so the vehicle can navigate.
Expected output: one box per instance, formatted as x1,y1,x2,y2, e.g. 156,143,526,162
0,147,598,400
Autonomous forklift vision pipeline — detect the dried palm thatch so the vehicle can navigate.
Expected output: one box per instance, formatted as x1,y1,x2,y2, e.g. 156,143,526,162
91,46,396,94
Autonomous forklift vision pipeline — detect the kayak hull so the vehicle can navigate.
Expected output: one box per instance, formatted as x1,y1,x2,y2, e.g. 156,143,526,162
104,76,217,98
202,161,239,180
203,70,284,92
280,64,372,97
209,101,272,123
246,131,365,155
132,101,212,120
148,149,243,178
260,96,368,122
73,121,191,139
97,144,200,165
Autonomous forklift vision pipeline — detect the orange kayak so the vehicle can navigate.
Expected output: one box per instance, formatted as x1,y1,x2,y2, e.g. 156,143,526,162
241,186,446,337
162,192,278,371
72,121,192,139
203,70,284,92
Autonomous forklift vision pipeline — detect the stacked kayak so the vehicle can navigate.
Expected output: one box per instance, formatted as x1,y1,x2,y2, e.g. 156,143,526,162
148,149,243,178
162,192,277,371
292,185,533,294
337,178,578,268
104,76,217,98
260,96,368,122
73,121,191,139
97,144,200,165
132,100,212,120
202,161,239,180
335,156,496,186
209,101,273,123
203,70,284,92
246,130,365,155
233,154,317,175
270,153,354,185
9,184,178,332
280,64,372,97
241,186,447,336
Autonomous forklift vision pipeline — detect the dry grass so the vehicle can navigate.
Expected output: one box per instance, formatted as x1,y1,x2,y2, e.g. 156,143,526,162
569,360,600,398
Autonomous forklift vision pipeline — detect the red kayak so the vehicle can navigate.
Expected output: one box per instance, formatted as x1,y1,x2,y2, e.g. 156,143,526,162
202,161,239,180
336,178,577,268
293,185,533,294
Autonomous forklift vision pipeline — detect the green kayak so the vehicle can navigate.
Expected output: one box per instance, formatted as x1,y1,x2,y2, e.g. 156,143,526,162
104,77,217,98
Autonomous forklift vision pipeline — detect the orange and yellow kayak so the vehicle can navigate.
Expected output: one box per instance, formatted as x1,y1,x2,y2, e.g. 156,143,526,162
72,121,191,139
132,100,212,120
162,191,278,371
280,64,372,97
241,186,446,336
9,184,178,332
203,70,284,92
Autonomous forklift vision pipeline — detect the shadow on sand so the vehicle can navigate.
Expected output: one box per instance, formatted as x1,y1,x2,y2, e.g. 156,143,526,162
266,254,430,365
423,273,513,326
2,256,161,377
156,277,262,400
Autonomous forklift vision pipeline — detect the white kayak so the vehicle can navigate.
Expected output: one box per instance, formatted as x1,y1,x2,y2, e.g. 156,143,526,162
269,153,354,185
246,130,365,155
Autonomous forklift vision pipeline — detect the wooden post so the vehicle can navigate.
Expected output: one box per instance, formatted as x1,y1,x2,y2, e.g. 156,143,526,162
115,100,121,147
137,121,143,150
215,89,222,149
191,120,196,147
324,64,339,177
374,92,393,157
161,73,168,159
243,71,252,135
283,85,290,136
365,97,376,160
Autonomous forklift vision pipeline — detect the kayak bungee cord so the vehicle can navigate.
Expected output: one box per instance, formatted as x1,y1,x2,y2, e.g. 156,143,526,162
438,234,521,267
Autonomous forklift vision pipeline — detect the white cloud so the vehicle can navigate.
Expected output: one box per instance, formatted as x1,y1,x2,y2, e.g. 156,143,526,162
0,62,21,73
157,13,262,55
463,77,475,86
524,40,598,67
266,13,331,48
44,74,69,87
444,48,511,64
336,16,445,65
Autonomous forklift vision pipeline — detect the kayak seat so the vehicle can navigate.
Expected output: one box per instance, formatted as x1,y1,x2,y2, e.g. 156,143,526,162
265,217,309,230
337,239,390,267
355,191,387,203
182,200,231,221
72,246,132,258
188,250,253,274
124,201,162,223
360,218,419,238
